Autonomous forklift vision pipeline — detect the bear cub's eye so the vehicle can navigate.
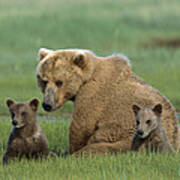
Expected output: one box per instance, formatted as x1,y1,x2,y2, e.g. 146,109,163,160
21,112,27,116
136,120,140,125
56,81,63,88
11,112,15,119
146,120,151,125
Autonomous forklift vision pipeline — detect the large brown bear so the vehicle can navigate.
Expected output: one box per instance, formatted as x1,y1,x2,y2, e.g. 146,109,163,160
36,48,179,155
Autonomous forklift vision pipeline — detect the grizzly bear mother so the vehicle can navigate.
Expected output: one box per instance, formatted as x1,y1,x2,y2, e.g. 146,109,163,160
36,48,179,155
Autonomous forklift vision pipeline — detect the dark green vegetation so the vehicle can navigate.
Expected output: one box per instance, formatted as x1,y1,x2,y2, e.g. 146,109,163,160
0,0,180,179
0,0,180,115
0,118,180,180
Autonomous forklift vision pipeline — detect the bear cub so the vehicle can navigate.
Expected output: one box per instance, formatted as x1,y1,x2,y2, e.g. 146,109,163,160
131,103,174,153
3,98,54,164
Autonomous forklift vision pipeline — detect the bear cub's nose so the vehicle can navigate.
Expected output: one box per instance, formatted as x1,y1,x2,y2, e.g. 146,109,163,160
42,102,52,111
12,120,18,126
137,130,144,136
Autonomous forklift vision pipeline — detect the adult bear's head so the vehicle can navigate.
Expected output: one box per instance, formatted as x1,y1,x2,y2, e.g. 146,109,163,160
36,48,95,112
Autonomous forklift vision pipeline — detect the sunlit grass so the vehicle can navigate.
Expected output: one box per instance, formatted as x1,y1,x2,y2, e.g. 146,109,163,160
0,118,180,180
0,0,180,115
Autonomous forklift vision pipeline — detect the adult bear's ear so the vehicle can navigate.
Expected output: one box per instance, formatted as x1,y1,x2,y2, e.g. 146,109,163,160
6,99,16,109
132,104,141,116
152,103,162,116
38,48,53,61
73,53,86,69
29,98,39,111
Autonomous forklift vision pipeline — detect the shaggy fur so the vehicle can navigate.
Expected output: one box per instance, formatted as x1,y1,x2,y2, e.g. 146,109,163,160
36,48,179,155
3,98,54,164
131,104,174,153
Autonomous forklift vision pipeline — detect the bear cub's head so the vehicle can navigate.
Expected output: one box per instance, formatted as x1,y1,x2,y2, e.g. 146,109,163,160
6,98,39,129
36,48,94,112
132,103,162,139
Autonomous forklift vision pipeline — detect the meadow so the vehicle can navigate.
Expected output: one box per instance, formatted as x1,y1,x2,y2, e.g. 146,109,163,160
0,119,180,180
0,0,180,179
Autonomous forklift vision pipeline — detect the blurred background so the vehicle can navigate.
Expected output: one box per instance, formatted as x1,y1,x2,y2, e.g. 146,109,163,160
0,0,180,116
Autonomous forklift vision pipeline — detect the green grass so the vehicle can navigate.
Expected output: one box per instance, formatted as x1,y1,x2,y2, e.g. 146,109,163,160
0,0,180,179
0,0,180,114
0,118,180,180
1,153,180,180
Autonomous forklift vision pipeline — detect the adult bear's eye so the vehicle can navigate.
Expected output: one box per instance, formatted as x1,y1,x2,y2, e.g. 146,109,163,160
56,81,63,88
42,80,48,87
21,111,27,117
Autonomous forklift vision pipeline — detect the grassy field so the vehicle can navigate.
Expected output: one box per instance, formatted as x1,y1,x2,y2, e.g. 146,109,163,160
0,118,180,180
0,0,180,115
0,0,180,179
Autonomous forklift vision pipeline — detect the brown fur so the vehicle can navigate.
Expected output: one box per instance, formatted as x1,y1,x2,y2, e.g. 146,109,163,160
36,48,179,155
3,98,55,164
131,104,174,152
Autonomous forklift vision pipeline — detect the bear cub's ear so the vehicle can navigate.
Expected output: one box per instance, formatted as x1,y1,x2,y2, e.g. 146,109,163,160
29,98,39,111
6,99,16,109
73,53,86,69
132,104,141,116
152,103,162,116
38,48,53,61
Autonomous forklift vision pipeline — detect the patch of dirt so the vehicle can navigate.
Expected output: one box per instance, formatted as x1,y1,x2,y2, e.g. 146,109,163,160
155,39,180,48
143,38,180,49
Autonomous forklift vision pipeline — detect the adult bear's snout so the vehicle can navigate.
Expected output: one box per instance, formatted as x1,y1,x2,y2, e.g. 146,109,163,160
42,102,52,112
